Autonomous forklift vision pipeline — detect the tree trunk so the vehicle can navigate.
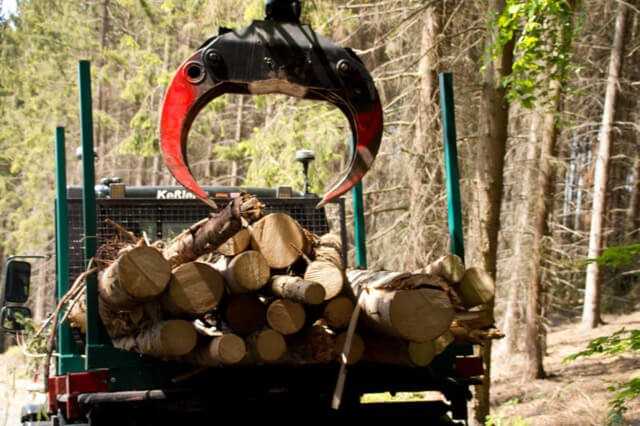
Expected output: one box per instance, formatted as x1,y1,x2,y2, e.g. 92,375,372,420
98,245,171,310
163,194,263,268
111,320,197,358
185,333,246,366
346,270,454,342
304,261,344,301
266,299,306,335
270,275,326,305
250,213,309,269
625,157,640,240
322,296,354,329
161,262,225,317
223,294,267,335
471,0,515,421
407,4,441,270
217,228,251,257
583,1,629,329
215,250,270,294
245,328,287,363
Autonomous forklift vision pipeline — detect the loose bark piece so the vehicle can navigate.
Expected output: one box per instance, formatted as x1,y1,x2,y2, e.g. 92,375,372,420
186,334,246,366
217,228,251,256
250,213,308,268
457,267,495,308
270,275,325,305
163,194,264,268
112,320,197,357
220,250,270,294
304,261,344,301
245,328,287,363
223,295,267,335
322,296,354,329
335,332,364,365
313,233,343,269
99,246,171,310
162,262,225,317
347,270,455,342
266,299,305,335
421,254,465,283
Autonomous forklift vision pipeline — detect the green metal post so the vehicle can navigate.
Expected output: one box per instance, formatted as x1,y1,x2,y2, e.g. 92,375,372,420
55,127,83,374
352,181,367,269
439,72,465,261
79,60,104,368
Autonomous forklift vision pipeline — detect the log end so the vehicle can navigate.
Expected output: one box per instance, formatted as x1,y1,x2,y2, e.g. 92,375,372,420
160,320,198,357
266,299,306,335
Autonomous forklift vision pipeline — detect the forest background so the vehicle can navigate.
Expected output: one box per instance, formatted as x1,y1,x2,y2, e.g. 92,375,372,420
0,0,638,424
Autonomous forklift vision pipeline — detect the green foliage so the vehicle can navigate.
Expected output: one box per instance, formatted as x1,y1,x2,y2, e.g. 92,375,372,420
216,99,347,193
493,0,578,107
594,244,640,269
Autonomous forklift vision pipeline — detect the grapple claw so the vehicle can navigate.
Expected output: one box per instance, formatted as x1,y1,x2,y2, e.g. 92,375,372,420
159,19,384,208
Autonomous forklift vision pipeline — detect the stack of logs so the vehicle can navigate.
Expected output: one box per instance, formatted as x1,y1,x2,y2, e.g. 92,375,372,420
69,194,502,368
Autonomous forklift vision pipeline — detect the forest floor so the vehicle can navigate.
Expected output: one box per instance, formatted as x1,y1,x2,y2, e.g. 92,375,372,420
491,311,640,425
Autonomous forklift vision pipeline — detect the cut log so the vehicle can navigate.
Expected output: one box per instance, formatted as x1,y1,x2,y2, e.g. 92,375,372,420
163,194,264,268
421,254,465,283
98,302,163,339
322,296,354,329
347,270,455,342
313,233,343,269
217,251,270,294
266,299,305,335
112,320,197,358
250,213,309,268
161,262,225,317
245,328,287,363
270,275,325,305
450,323,504,344
407,341,436,366
335,332,364,365
223,295,267,335
457,267,495,308
186,334,247,366
304,261,344,301
434,330,455,355
99,245,171,310
217,228,251,257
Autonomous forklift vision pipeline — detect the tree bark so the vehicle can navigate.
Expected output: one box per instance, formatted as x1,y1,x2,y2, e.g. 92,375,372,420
583,1,629,329
471,0,515,421
163,194,263,268
111,320,197,358
346,270,454,342
270,275,326,305
98,245,171,310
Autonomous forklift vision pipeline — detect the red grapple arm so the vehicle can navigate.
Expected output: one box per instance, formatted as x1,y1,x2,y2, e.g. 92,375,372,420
160,20,384,208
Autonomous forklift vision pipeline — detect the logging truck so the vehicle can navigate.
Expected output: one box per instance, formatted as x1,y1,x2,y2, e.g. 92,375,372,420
0,1,492,422
1,174,485,425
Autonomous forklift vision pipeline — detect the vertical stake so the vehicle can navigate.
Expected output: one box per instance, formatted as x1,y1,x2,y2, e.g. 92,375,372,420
78,60,100,365
439,72,465,262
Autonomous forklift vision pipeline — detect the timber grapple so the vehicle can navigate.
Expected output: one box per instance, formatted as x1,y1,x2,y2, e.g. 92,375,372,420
159,0,384,208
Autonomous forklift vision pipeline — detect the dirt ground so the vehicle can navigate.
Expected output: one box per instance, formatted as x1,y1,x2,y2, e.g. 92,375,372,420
491,312,640,425
0,346,45,426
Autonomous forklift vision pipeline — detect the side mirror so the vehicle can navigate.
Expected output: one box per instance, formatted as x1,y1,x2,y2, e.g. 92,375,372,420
4,260,31,303
0,306,32,333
